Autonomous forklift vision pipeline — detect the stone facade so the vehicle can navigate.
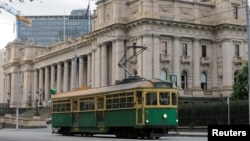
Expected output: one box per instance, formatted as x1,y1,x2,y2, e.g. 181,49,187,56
1,0,248,108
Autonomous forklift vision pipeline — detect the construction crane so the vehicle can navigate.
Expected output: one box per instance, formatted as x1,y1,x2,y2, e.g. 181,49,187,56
0,1,31,26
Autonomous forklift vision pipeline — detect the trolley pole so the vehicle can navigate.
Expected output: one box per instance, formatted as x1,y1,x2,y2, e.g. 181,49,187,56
246,0,250,125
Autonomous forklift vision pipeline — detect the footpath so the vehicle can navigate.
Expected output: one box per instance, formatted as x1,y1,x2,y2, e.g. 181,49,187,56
168,126,208,137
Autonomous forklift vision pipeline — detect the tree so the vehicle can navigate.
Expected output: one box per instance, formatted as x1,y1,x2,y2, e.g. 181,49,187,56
232,61,249,100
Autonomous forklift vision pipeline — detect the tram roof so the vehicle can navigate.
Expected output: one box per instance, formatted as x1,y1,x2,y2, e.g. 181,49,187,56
52,79,164,99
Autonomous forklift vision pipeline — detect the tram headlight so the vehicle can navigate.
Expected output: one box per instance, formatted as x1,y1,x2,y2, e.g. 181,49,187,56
146,119,149,124
162,113,167,119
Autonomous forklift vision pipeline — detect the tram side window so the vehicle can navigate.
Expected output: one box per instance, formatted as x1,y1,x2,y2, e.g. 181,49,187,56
137,91,142,104
52,101,70,112
79,97,95,111
146,93,157,105
172,93,177,105
160,92,170,105
73,101,78,111
105,92,134,109
98,98,104,109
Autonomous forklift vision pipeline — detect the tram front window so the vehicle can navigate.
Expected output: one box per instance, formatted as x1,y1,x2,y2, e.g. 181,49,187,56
160,92,170,105
146,93,157,105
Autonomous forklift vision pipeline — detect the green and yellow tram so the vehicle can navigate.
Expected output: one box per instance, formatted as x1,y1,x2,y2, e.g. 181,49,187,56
51,79,178,139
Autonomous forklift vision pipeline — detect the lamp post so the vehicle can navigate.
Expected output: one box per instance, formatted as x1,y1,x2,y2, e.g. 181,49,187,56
6,93,10,114
34,91,40,116
28,91,31,106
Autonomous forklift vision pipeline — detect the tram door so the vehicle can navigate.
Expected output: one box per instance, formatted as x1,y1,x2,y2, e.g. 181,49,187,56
96,96,104,127
136,91,144,125
72,99,79,127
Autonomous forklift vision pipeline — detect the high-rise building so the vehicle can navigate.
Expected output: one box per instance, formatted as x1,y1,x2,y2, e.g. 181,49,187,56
17,9,91,46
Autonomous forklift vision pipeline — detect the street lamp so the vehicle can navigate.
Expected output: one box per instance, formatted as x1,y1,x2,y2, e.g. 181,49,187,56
28,91,31,106
6,93,10,114
34,91,40,116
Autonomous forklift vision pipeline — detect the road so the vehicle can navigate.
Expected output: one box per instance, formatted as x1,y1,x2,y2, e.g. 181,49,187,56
0,125,207,141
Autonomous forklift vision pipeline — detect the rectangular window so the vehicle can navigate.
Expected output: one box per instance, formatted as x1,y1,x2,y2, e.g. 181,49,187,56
105,92,134,109
202,45,207,57
172,93,177,105
159,92,170,105
146,92,157,105
182,43,188,56
79,97,95,111
233,6,238,19
161,42,167,54
235,44,240,56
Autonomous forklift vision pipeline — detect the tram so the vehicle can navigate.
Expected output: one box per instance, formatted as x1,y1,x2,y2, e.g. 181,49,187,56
51,79,178,139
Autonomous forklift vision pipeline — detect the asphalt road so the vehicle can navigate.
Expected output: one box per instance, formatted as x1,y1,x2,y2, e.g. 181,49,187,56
0,125,207,141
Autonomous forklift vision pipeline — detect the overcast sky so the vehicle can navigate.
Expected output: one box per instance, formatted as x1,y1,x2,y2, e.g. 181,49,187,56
0,0,97,49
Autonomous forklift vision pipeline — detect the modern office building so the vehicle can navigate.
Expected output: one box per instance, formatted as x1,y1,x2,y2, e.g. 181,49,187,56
2,0,248,108
17,9,91,46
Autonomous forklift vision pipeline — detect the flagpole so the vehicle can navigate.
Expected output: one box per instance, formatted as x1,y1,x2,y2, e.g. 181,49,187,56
88,0,91,33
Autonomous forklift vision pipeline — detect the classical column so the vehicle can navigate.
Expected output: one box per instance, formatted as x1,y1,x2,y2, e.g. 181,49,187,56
87,53,92,87
33,69,38,94
101,44,108,86
50,65,55,89
56,63,62,93
39,68,43,92
193,38,200,89
11,71,18,104
173,36,181,87
79,56,84,87
91,50,95,87
222,39,233,88
211,42,218,89
63,60,69,92
95,46,101,87
44,66,50,102
153,34,160,79
142,35,153,79
6,74,11,95
113,40,124,83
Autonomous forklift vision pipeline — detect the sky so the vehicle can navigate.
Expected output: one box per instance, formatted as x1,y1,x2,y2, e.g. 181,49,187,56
0,0,97,49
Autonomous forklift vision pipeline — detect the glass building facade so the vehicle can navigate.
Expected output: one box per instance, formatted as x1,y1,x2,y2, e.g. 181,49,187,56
17,9,91,46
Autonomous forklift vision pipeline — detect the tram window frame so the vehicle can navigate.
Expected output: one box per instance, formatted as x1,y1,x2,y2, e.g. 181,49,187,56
97,98,104,109
172,92,177,105
146,92,157,105
79,97,95,111
136,91,142,104
105,92,135,110
52,100,71,112
159,92,170,105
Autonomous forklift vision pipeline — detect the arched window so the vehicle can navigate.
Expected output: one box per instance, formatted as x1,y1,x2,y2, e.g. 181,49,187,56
181,71,188,90
200,72,207,90
160,70,167,80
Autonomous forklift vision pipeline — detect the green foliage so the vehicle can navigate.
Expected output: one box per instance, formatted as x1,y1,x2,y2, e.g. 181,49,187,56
232,62,249,100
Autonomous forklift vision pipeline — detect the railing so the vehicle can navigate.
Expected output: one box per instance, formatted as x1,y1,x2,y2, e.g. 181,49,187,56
233,56,243,65
160,54,171,63
181,56,191,64
200,57,210,65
